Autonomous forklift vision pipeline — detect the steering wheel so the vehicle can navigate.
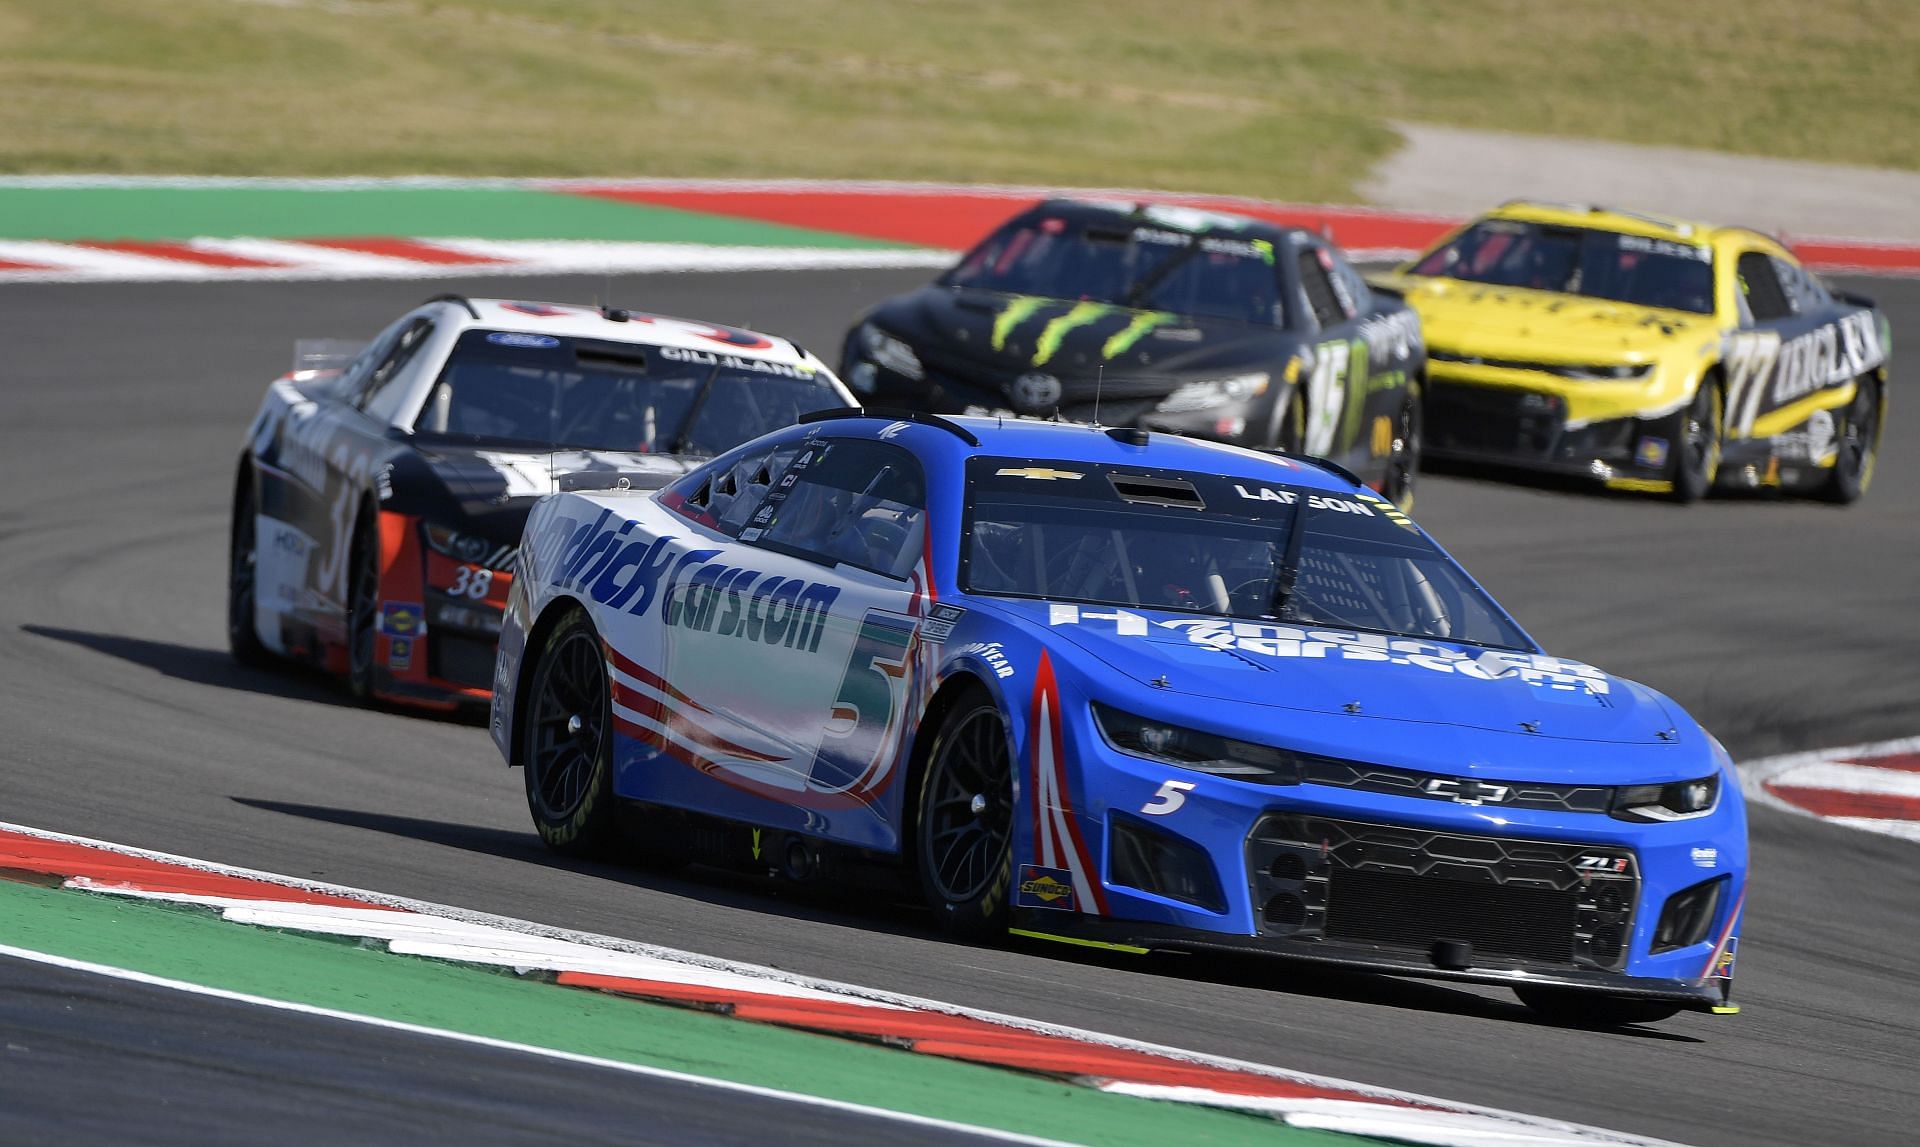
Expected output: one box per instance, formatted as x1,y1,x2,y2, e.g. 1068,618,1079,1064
855,515,912,571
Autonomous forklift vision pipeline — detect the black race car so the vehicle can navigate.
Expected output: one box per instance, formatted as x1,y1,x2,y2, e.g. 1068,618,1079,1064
229,295,855,712
840,199,1426,506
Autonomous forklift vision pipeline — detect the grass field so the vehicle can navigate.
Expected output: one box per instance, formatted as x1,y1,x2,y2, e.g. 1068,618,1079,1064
1,0,1914,201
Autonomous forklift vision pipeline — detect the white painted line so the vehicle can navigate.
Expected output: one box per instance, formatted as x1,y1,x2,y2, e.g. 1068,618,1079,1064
1101,1085,1637,1146
434,238,955,273
78,884,888,1006
0,240,215,277
0,943,1081,1147
0,240,954,284
191,238,441,272
1740,735,1920,833
0,819,1677,1145
1763,761,1920,798
1827,816,1920,842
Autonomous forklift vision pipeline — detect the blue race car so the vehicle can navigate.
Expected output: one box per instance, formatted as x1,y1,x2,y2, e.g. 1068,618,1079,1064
490,410,1746,1026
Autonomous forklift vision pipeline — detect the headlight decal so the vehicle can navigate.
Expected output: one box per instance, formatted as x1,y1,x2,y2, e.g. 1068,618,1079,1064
1093,703,1301,785
857,323,923,381
1153,372,1271,414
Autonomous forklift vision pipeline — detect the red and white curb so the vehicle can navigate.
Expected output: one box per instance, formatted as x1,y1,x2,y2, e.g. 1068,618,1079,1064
0,820,1680,1147
0,238,952,284
1742,736,1920,843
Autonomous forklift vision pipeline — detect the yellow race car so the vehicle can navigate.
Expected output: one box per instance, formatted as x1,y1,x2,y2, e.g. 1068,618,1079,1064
1374,202,1890,502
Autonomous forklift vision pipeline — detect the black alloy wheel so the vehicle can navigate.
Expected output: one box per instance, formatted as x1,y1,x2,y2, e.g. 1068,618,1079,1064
345,512,380,701
1381,380,1422,512
1817,375,1882,504
227,471,271,667
1668,382,1723,503
915,697,1015,938
1514,985,1683,1028
521,611,619,856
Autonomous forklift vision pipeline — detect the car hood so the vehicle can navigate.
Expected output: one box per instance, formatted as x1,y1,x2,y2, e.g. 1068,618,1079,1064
418,447,696,541
1005,599,1683,747
1378,273,1714,362
871,286,1291,389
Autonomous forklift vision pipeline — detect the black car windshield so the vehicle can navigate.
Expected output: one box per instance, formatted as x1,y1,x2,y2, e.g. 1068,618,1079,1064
943,214,1284,326
1411,220,1716,314
963,458,1529,648
413,330,840,456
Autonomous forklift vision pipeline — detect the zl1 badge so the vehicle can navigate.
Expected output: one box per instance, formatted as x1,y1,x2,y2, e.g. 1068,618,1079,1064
1016,864,1077,911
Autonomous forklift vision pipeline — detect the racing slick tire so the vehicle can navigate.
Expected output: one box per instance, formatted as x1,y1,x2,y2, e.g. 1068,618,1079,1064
344,508,381,702
520,608,621,858
914,689,1015,940
1666,380,1723,503
1514,986,1683,1027
1816,375,1883,505
1380,378,1422,512
1269,388,1308,454
226,468,273,668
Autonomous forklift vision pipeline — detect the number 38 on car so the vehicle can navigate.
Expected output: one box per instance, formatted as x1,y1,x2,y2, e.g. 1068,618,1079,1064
490,409,1747,1026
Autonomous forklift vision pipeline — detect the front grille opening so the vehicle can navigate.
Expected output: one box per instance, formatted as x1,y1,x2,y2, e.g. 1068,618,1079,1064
429,633,496,690
1248,815,1637,971
1109,815,1226,913
1651,876,1725,953
1269,853,1306,881
1263,893,1307,927
1325,867,1579,965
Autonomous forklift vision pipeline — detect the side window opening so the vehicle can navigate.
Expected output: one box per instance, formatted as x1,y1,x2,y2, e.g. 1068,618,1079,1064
746,439,927,579
358,316,434,416
663,441,806,538
1772,256,1827,313
1737,251,1793,322
1297,249,1347,329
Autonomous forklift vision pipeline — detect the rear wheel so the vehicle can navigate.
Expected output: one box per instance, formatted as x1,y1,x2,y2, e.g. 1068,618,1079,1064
1380,379,1422,512
1667,381,1723,503
915,695,1015,939
521,610,620,857
1515,986,1683,1027
1816,375,1882,504
227,471,271,667
344,510,380,702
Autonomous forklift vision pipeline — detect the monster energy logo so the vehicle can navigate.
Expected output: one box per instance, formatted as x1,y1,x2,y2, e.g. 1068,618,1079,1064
990,297,1180,366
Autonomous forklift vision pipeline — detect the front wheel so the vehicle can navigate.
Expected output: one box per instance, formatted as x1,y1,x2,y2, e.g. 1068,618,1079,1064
1380,379,1422,512
227,471,272,667
914,696,1015,939
521,610,620,857
1816,375,1883,504
1667,381,1723,503
1515,986,1683,1027
344,510,380,702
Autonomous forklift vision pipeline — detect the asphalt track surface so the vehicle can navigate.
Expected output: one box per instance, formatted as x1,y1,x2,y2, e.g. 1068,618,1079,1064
2,270,1917,1146
0,954,999,1147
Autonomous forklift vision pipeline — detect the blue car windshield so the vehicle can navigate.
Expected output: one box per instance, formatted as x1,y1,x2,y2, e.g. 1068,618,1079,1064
942,216,1285,326
963,458,1529,648
1411,220,1716,314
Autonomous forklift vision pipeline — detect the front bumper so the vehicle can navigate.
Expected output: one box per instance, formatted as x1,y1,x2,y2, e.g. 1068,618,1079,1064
1019,716,1745,1012
1424,378,1684,489
1422,358,1700,490
1011,912,1734,1009
842,351,1274,448
368,513,510,711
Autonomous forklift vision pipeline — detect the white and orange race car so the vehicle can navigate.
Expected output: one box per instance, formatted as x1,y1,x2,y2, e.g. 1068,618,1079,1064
228,294,854,711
